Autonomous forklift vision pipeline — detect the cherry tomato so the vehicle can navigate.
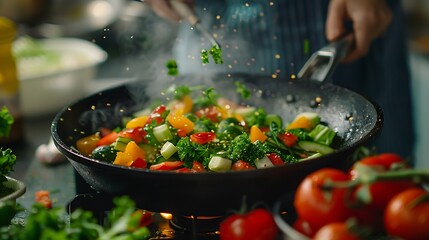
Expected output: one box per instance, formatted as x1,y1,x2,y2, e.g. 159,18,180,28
266,153,284,166
313,222,360,240
119,127,147,143
278,132,298,147
293,218,317,237
146,105,167,125
384,188,429,240
231,160,255,171
97,131,119,147
130,158,147,169
190,132,216,144
35,190,52,209
195,106,222,122
219,208,278,240
349,153,415,212
192,161,206,172
294,168,354,231
149,161,183,171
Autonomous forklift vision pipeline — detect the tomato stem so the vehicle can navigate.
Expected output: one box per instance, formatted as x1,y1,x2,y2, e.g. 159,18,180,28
323,169,429,190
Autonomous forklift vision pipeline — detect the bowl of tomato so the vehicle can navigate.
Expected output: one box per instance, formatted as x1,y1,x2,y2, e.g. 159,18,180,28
51,73,383,216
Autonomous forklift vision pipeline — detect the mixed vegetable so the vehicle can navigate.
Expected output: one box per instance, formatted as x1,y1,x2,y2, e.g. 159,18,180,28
75,84,337,172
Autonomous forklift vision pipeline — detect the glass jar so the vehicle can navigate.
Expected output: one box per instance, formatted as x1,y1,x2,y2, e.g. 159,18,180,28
0,17,24,145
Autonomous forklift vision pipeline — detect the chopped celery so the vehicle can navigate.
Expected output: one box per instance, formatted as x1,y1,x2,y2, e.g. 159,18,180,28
309,124,336,145
208,156,232,172
160,141,177,159
255,156,274,169
113,137,132,152
153,124,173,142
298,141,334,155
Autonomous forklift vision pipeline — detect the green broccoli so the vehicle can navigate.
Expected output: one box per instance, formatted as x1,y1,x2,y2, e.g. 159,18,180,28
227,134,265,165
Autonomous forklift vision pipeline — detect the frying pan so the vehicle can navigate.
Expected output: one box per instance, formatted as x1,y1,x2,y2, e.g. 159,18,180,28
51,72,383,216
52,33,381,216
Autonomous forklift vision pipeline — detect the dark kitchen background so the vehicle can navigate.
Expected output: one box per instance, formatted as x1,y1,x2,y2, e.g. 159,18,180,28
1,0,429,212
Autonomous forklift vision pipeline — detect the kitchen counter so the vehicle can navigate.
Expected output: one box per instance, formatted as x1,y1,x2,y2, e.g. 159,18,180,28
9,113,76,209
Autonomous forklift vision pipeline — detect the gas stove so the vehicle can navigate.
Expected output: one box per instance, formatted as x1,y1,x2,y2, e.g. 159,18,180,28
69,173,222,240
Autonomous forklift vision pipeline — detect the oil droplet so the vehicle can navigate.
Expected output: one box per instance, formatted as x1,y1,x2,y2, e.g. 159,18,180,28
269,2,274,6
290,74,296,79
345,113,354,121
275,54,281,59
216,15,221,20
271,74,278,79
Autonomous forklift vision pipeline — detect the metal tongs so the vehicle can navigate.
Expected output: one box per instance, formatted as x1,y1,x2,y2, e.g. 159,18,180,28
170,0,221,49
297,34,354,83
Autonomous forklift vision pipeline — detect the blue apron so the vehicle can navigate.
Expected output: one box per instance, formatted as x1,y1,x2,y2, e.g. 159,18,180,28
173,0,415,160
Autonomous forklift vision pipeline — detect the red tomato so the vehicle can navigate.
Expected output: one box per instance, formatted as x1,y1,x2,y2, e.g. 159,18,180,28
149,161,183,171
194,106,222,122
231,160,255,171
294,168,354,231
35,190,52,209
192,161,206,172
313,222,360,240
130,158,147,169
266,153,284,166
219,208,278,240
177,128,187,137
97,131,119,146
119,127,147,143
293,218,317,237
384,188,429,240
349,153,415,212
190,132,216,144
174,168,192,173
146,105,167,125
278,132,298,147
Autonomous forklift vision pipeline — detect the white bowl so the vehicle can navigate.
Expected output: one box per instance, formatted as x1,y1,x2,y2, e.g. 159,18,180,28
15,38,107,117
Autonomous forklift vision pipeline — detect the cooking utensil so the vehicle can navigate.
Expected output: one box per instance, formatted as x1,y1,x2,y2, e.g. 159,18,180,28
170,0,221,49
298,34,354,82
51,73,382,216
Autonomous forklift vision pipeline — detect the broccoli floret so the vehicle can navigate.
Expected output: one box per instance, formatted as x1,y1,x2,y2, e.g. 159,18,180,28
244,107,267,127
176,137,222,168
227,134,265,165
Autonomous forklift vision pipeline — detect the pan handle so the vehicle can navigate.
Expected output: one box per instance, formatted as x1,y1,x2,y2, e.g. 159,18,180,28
297,34,354,83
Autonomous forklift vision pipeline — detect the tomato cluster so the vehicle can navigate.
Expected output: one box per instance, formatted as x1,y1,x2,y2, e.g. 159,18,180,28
293,153,429,240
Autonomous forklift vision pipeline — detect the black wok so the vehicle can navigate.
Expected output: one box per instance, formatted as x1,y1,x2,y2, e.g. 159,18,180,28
51,73,383,216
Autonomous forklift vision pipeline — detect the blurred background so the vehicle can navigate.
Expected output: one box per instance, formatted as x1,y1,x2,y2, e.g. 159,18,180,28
1,0,429,168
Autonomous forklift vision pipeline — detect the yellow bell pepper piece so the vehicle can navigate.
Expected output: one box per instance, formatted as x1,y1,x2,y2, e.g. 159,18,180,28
286,116,312,130
126,116,149,129
249,125,267,143
113,141,146,166
170,95,193,115
167,114,195,134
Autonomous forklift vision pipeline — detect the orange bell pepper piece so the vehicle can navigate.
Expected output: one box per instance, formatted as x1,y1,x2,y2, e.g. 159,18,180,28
249,125,268,143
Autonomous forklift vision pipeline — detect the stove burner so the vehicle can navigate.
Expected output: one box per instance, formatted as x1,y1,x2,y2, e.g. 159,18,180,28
67,193,220,240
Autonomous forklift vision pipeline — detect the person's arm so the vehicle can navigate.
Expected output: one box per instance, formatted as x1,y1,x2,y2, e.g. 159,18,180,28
325,0,393,62
144,0,194,22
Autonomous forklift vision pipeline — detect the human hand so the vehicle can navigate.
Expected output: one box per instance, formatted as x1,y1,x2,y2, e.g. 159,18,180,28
144,0,194,22
326,0,392,62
